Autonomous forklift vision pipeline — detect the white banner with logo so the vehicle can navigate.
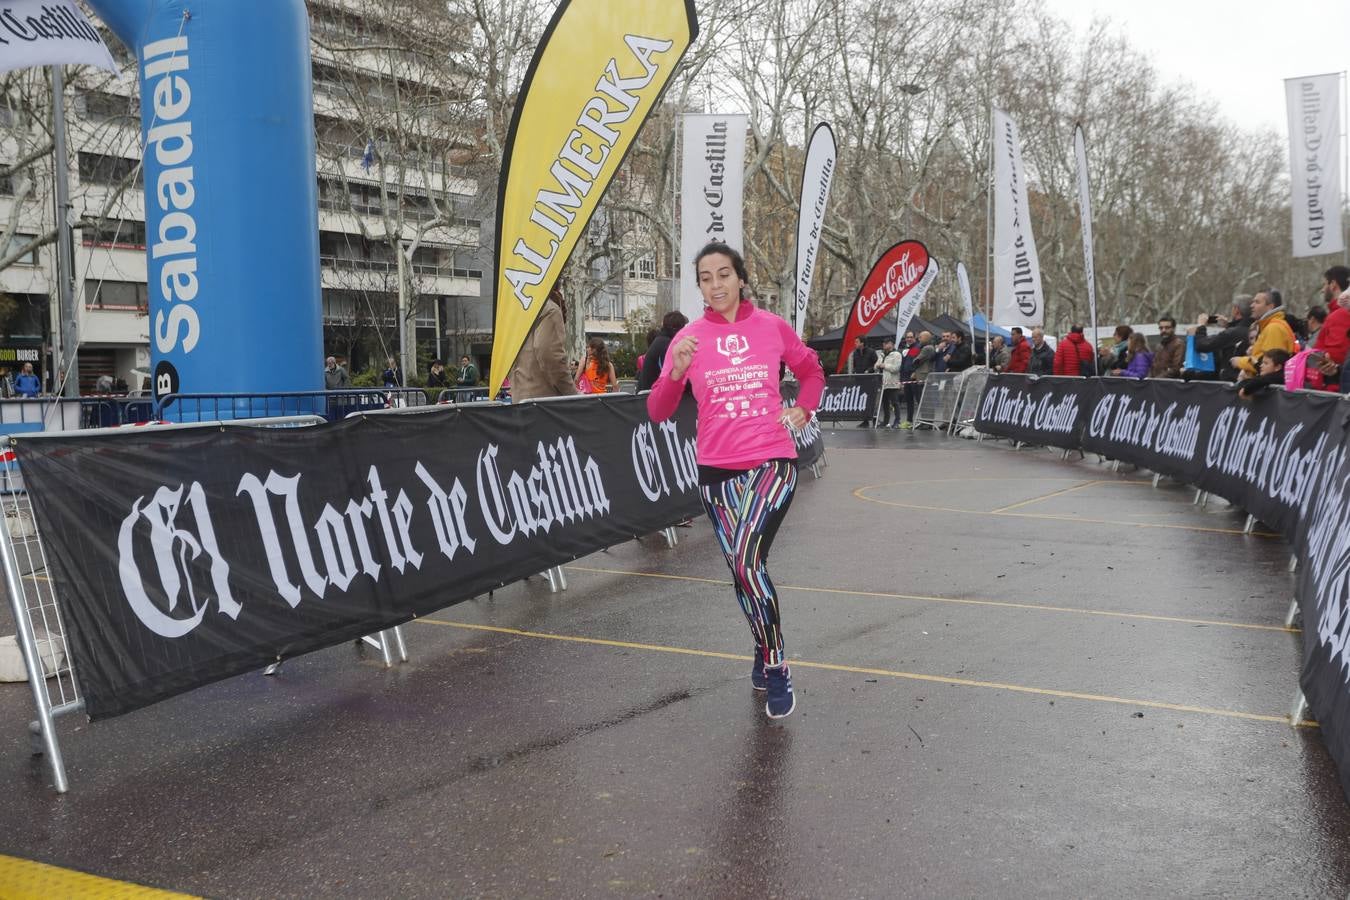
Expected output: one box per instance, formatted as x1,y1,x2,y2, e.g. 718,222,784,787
894,258,939,342
0,0,117,74
680,114,746,319
793,123,837,335
992,108,1045,328
1285,73,1344,258
1074,124,1099,359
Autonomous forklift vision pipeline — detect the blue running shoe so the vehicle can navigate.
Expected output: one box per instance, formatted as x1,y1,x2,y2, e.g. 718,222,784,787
765,665,795,719
751,653,767,692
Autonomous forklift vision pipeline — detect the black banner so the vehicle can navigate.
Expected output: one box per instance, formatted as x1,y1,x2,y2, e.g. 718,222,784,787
780,381,825,469
818,373,882,423
974,373,1350,802
973,374,1086,449
15,395,704,719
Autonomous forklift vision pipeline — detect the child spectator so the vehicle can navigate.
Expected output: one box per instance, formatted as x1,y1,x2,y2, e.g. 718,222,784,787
1236,348,1291,399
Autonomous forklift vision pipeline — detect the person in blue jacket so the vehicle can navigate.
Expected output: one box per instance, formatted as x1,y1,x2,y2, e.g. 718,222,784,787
13,362,40,398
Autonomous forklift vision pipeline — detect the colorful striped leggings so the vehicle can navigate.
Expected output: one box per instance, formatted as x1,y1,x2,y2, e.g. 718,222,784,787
698,459,798,668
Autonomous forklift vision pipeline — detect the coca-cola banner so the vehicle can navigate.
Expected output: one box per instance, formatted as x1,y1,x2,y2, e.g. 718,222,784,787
14,396,704,719
836,241,933,373
793,123,837,336
992,108,1045,328
975,374,1350,802
817,374,882,423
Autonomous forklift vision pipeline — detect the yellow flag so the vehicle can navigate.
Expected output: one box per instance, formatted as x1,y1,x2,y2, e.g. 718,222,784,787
488,0,698,396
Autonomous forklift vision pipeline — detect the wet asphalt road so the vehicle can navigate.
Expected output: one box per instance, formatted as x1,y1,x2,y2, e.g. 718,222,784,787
0,427,1347,898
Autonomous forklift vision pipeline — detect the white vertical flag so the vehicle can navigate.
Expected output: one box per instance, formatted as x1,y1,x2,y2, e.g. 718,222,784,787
793,123,837,335
991,108,1045,328
1285,73,1344,258
0,1,117,74
680,114,746,319
1073,124,1099,368
955,261,975,322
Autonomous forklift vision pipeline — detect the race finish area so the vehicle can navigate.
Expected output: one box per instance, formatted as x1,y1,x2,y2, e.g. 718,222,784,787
0,432,1345,898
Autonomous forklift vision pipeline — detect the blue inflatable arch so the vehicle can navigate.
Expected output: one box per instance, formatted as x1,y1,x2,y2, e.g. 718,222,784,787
87,0,323,404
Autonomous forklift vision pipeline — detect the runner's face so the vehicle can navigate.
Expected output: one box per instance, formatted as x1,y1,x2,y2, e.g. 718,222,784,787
698,253,742,319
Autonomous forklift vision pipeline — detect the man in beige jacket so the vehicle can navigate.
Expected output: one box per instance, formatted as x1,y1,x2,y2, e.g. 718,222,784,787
510,286,579,401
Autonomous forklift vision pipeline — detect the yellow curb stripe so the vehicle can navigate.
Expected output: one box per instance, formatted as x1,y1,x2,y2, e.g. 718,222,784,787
0,853,196,899
565,565,1299,635
414,619,1316,728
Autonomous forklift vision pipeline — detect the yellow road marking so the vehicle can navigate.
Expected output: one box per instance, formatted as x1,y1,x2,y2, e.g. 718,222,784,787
565,565,1299,635
414,618,1317,728
853,482,1281,538
989,479,1111,513
0,853,196,899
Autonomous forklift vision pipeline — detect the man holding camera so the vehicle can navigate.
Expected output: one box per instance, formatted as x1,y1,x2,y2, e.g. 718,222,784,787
1188,298,1254,382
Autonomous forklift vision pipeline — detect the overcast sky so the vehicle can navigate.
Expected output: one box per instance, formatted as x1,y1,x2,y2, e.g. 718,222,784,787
1042,0,1349,140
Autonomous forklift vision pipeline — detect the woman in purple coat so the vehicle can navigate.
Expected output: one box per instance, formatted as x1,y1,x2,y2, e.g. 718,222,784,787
1111,333,1153,379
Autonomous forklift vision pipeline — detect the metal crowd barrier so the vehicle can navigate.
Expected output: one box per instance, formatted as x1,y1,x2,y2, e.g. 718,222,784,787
1,415,412,794
154,388,431,422
436,387,492,404
913,372,964,429
950,367,992,435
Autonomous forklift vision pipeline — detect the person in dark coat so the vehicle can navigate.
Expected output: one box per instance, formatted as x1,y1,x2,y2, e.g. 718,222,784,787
638,310,689,391
847,336,877,374
1053,326,1095,376
1027,328,1056,375
1187,297,1255,382
944,330,973,372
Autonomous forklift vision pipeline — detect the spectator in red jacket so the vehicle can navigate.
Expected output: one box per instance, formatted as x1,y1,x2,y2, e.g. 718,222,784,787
1314,266,1350,389
1053,325,1096,376
1005,326,1031,373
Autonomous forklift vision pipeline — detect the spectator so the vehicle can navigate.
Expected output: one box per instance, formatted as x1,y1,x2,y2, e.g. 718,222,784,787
944,330,973,372
1149,316,1186,379
908,331,937,428
511,285,578,401
426,359,449,389
1236,347,1291,399
1188,297,1255,381
1028,327,1055,375
638,310,689,391
14,362,39,398
456,355,480,387
989,335,1010,371
324,356,350,389
1005,327,1030,373
846,335,877,375
578,337,616,393
1107,325,1133,370
898,331,921,426
0,368,12,398
94,373,115,394
874,338,904,428
1053,325,1095,376
1306,306,1327,346
1310,268,1350,385
1232,290,1295,377
381,357,403,388
1112,333,1153,379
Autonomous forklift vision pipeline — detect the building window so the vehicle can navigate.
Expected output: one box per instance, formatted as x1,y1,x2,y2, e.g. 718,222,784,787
0,172,11,195
2,234,39,266
589,290,622,321
81,91,138,125
77,152,139,186
84,280,148,310
627,254,656,280
81,219,146,249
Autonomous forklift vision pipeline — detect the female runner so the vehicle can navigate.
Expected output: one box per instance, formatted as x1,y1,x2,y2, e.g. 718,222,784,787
647,241,824,718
